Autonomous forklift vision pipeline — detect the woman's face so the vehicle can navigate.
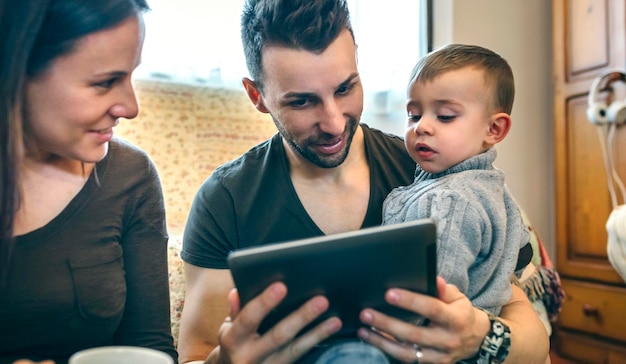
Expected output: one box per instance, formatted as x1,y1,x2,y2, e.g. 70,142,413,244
24,14,145,163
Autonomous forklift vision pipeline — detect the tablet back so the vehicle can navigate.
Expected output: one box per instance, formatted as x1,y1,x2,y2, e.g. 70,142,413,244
227,218,437,337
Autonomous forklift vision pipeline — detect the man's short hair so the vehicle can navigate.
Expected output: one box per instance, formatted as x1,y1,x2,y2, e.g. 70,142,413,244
241,0,354,90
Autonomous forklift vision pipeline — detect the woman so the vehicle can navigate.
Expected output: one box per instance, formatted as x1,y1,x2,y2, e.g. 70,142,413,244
0,0,177,362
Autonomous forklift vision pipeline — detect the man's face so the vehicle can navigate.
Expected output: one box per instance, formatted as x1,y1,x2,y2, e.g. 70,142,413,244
257,29,364,168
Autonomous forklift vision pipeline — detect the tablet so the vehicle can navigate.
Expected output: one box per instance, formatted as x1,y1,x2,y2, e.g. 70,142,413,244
227,218,438,337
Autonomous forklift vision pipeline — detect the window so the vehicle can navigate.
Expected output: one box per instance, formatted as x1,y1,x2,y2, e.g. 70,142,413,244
137,0,429,135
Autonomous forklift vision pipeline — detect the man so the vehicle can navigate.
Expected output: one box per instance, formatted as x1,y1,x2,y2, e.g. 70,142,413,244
178,0,550,363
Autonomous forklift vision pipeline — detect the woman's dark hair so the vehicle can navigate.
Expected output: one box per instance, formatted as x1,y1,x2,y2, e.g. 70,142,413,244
28,0,150,77
0,0,149,285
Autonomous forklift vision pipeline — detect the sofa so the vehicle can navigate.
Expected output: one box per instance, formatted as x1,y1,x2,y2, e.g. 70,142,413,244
116,79,277,346
116,79,563,348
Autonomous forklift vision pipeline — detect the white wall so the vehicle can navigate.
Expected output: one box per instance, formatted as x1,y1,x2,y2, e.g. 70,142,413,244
433,0,556,258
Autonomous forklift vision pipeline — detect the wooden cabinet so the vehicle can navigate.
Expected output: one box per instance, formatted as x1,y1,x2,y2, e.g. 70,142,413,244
553,0,626,362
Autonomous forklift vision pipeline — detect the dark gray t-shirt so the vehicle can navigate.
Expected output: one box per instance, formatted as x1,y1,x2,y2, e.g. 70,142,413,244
182,124,416,268
0,139,177,364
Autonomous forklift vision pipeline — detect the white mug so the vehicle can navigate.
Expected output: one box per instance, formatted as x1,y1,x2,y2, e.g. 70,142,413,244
68,346,173,364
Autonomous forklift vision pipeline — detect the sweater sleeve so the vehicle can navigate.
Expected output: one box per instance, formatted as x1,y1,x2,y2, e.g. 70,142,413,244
431,189,515,314
426,191,485,296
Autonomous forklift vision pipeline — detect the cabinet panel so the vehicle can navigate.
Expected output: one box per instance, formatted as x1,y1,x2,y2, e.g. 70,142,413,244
558,279,626,342
554,329,626,364
566,96,611,259
558,96,625,283
567,0,609,77
553,0,626,357
554,0,626,284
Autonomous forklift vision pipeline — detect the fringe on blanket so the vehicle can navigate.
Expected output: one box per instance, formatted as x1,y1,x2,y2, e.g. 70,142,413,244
514,266,566,322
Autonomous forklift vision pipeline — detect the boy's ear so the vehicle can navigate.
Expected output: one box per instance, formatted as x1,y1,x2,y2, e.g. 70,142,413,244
242,77,269,113
485,112,511,144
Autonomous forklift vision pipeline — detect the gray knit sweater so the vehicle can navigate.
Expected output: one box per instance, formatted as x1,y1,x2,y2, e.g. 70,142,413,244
382,148,529,315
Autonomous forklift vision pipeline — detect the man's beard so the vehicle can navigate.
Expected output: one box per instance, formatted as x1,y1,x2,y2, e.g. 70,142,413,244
274,118,359,169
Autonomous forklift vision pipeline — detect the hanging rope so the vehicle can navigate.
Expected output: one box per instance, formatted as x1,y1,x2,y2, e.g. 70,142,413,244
596,123,626,209
595,118,626,282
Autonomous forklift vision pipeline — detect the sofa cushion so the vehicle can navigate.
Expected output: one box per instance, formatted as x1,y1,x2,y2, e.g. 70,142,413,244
117,79,276,231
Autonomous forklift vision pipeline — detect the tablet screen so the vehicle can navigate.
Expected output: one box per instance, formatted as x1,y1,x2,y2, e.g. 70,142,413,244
227,218,437,337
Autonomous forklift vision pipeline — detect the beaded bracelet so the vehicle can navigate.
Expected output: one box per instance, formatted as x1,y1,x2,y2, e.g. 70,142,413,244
459,308,511,364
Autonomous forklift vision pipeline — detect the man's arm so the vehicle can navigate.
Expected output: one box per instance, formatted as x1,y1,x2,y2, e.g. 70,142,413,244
177,264,233,363
357,278,549,363
499,284,550,363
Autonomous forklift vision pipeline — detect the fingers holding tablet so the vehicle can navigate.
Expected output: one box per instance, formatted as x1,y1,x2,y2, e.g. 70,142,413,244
216,282,342,364
357,277,483,363
261,298,343,364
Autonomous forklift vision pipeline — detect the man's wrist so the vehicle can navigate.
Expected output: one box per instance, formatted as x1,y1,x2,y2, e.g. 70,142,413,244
460,308,511,364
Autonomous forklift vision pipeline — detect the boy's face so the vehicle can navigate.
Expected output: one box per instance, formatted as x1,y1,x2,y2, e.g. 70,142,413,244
253,29,364,169
404,66,498,174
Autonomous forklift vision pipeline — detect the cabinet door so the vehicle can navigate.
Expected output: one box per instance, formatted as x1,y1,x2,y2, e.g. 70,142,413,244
553,0,626,284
